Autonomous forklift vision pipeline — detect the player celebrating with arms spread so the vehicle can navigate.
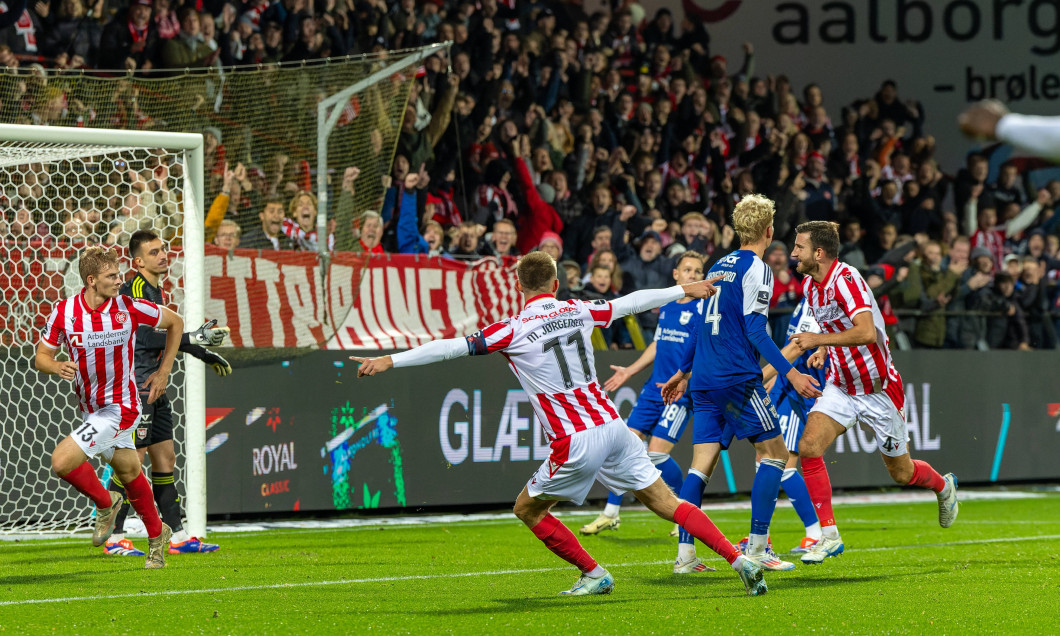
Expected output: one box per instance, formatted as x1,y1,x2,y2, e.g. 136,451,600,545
582,251,707,545
789,221,959,565
353,252,769,596
35,246,182,569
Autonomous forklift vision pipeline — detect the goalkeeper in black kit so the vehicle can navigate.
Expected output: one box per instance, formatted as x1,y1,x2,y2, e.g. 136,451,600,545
104,229,231,556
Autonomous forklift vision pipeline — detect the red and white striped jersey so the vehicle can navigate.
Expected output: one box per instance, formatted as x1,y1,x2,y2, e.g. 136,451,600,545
40,291,162,419
466,294,621,441
802,260,904,410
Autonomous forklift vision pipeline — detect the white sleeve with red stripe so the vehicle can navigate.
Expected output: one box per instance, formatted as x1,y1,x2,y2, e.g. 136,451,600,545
465,320,515,355
584,299,614,327
40,301,65,349
835,267,873,320
129,298,162,328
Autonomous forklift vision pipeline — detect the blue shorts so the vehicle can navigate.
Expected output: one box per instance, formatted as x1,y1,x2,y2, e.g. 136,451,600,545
690,379,781,447
770,385,810,453
627,393,691,445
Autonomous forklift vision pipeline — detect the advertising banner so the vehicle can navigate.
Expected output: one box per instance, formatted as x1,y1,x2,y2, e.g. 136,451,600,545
205,350,1060,515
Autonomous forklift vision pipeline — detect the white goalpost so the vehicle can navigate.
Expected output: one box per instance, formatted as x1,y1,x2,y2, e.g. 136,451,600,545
0,123,206,538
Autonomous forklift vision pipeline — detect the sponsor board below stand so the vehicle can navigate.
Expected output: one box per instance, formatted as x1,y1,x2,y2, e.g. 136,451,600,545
205,350,1060,516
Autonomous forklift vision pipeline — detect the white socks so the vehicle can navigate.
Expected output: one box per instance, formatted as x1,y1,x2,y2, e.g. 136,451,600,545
822,524,840,539
678,542,696,561
602,503,621,518
171,529,190,544
747,533,769,555
731,554,747,572
805,522,822,541
586,564,607,578
110,533,124,543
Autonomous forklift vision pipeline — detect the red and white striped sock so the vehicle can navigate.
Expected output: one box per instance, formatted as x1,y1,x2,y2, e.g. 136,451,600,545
530,515,598,574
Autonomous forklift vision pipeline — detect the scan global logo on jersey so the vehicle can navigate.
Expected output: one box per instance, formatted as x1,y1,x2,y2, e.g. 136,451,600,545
834,382,941,453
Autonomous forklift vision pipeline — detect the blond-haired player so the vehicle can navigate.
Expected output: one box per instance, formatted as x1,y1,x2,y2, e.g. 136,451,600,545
661,194,822,573
36,246,182,568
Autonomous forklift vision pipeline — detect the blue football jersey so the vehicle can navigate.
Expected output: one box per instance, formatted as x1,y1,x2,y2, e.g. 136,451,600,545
642,298,704,402
687,250,774,391
786,297,829,386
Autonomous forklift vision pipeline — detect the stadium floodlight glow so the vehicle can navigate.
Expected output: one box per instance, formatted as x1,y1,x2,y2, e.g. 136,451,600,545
0,123,206,539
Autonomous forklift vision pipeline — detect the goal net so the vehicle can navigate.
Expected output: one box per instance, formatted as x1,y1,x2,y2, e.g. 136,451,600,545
0,124,205,537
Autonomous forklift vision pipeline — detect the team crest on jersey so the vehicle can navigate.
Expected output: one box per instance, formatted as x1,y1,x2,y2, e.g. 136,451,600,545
826,287,836,302
679,311,693,325
136,425,149,440
114,311,128,324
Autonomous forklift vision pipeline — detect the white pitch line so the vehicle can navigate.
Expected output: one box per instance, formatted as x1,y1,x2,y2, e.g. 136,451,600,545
3,533,1060,607
0,489,1049,543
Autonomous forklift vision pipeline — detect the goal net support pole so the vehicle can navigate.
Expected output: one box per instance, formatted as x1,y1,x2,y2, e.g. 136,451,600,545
315,42,452,265
0,123,206,537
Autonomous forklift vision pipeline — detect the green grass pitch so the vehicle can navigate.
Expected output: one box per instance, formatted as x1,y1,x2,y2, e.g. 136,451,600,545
1,493,1058,634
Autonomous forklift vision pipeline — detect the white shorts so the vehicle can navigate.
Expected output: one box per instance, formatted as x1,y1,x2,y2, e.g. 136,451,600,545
810,384,908,457
72,404,139,462
526,420,661,506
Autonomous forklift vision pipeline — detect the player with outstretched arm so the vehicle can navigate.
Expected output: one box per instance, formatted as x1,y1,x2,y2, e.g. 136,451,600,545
581,251,707,550
35,246,181,569
352,252,770,597
959,99,1060,161
788,221,959,565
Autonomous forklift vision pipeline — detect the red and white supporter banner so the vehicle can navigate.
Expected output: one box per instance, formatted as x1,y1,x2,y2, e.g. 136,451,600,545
325,252,520,350
203,246,519,349
204,245,325,347
3,244,519,350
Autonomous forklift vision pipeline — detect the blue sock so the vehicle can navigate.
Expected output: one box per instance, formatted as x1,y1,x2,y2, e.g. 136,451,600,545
677,469,708,546
657,457,683,493
750,459,784,537
781,468,819,530
606,491,624,506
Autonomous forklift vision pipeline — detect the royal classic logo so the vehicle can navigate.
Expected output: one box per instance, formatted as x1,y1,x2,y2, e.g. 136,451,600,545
252,441,298,476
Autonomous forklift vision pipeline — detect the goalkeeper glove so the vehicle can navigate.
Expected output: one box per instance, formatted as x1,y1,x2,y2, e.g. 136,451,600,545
191,319,230,347
199,349,233,377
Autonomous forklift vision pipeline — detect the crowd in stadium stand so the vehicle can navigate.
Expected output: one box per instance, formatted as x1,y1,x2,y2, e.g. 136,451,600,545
1,0,1058,350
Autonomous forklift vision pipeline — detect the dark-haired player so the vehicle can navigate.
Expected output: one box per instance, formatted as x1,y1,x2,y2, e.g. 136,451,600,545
352,252,770,596
104,230,230,556
789,221,959,565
